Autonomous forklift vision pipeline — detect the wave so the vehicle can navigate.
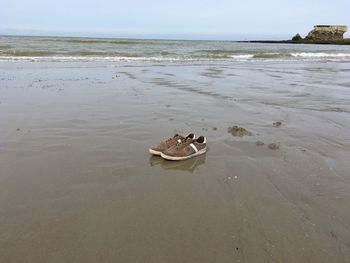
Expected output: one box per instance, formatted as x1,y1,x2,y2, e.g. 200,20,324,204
0,50,56,56
1,52,350,62
0,45,12,49
230,54,254,59
34,38,183,46
0,56,185,62
0,50,143,57
291,52,350,58
253,52,292,59
51,39,145,45
203,52,350,60
188,51,350,60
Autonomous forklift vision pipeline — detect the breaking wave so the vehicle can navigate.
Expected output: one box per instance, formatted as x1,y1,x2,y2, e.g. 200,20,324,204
290,52,350,58
1,52,350,62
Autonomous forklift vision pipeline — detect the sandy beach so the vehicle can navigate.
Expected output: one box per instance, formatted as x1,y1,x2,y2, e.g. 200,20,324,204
1,58,350,262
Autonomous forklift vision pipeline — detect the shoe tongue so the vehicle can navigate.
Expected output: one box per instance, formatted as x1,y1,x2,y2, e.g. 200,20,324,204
184,137,192,143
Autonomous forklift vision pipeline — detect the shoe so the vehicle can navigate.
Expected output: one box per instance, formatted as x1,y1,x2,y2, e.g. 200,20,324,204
161,136,207,161
149,133,195,156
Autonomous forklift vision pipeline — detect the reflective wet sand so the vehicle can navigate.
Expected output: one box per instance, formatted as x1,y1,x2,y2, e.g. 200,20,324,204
1,61,350,262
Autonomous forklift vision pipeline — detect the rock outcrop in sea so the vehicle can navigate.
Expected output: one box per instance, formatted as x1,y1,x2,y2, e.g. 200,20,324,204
304,25,348,41
291,33,303,41
240,25,350,45
287,25,350,44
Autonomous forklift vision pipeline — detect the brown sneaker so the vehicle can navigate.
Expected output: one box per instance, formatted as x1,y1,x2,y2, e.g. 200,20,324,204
149,133,195,156
161,136,207,161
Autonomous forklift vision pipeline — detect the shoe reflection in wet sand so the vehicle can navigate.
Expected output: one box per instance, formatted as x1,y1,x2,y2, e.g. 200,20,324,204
149,154,206,173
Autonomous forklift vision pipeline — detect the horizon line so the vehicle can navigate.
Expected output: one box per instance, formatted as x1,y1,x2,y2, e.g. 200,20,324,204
0,32,291,42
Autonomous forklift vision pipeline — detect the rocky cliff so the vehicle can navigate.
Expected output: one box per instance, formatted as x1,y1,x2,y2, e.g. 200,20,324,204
304,25,347,41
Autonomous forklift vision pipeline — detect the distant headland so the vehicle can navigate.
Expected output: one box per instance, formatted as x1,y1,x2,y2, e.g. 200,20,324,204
240,25,350,45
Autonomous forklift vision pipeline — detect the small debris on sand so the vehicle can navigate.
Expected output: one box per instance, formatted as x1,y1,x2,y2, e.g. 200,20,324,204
268,143,280,150
213,127,217,131
255,140,265,146
273,121,282,127
16,128,20,131
228,126,252,137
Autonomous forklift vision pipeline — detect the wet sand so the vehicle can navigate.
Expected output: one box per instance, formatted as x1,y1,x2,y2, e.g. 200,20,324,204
1,60,350,262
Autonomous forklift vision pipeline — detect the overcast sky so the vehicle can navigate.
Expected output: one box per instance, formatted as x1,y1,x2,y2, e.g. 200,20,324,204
1,0,350,40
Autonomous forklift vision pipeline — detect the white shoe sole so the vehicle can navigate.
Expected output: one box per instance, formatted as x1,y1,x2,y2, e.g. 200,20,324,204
149,149,162,156
161,148,206,161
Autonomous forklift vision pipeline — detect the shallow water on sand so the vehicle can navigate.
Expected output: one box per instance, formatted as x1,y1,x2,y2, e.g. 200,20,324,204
0,60,350,263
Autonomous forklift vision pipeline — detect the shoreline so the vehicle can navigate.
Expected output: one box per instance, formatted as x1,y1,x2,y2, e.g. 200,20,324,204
238,40,350,45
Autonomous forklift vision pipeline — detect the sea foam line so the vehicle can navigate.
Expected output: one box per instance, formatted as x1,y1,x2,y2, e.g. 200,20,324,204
1,52,350,62
291,52,350,58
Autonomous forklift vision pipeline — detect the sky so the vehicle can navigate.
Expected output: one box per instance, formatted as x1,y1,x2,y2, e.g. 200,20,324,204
1,0,350,40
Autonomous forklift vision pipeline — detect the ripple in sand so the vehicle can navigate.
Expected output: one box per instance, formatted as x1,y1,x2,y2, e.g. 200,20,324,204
200,67,224,78
150,77,231,100
118,71,136,80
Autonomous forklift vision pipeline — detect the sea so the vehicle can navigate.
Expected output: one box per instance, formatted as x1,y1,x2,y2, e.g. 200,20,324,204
1,35,350,62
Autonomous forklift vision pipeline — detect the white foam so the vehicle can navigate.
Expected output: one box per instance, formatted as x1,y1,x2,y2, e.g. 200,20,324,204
0,56,185,62
0,54,256,62
1,52,350,63
291,52,350,58
229,54,254,59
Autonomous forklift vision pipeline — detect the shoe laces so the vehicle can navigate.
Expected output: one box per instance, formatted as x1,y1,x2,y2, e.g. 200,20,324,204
176,137,192,149
164,134,178,143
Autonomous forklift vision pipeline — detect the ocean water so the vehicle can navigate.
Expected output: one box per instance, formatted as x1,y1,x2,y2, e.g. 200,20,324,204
1,35,350,62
